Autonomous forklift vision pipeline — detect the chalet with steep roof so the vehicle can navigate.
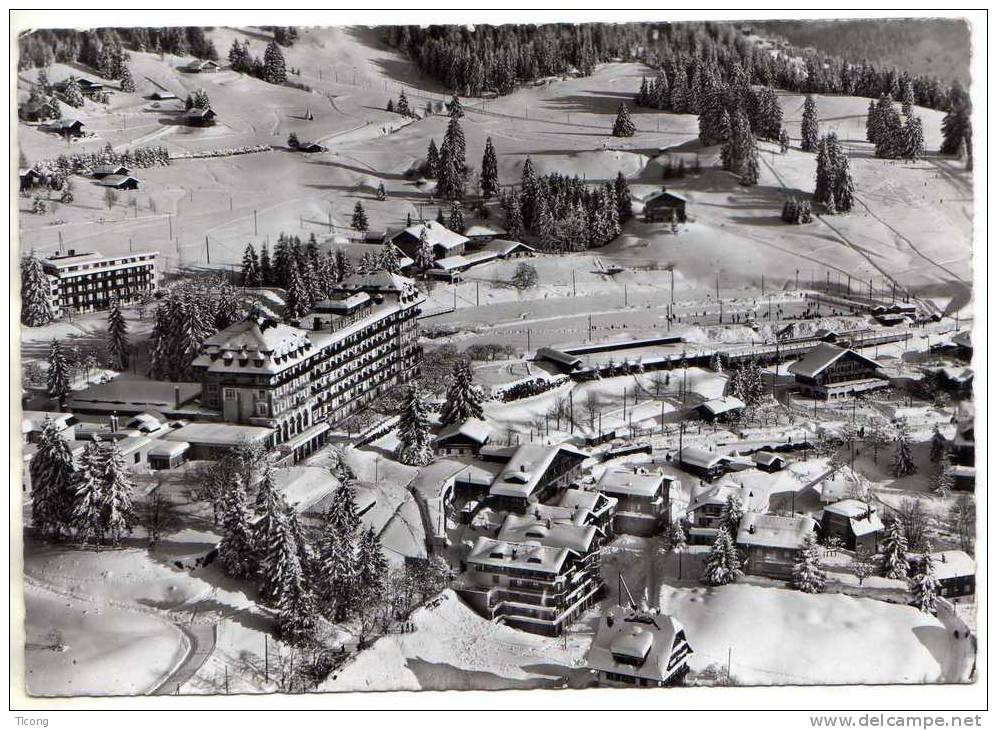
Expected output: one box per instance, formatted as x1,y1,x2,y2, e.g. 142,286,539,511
787,343,886,400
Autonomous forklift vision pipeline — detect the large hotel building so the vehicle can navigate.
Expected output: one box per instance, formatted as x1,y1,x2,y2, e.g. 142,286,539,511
192,271,424,461
41,249,158,316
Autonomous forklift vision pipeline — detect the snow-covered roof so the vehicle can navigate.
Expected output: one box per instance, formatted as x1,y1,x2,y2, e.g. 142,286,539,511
463,224,507,238
535,347,583,369
929,550,975,581
645,189,687,204
753,450,786,467
390,220,469,251
148,440,190,458
195,318,314,375
465,536,570,574
951,330,972,350
937,366,973,384
677,446,724,470
822,499,884,536
687,481,754,512
92,164,130,176
597,469,668,498
481,239,536,257
586,605,690,683
787,343,882,379
96,174,140,188
696,396,746,416
498,513,597,553
435,418,493,446
336,271,416,295
489,443,588,500
433,254,470,271
737,512,817,550
163,422,273,447
22,411,75,432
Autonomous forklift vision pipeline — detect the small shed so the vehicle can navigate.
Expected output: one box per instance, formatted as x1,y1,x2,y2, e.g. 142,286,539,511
296,142,326,153
149,90,179,101
434,418,493,456
753,450,787,472
148,440,190,470
19,167,43,191
184,59,221,73
643,189,687,223
695,396,745,423
92,164,131,179
47,118,86,138
97,174,140,190
926,551,975,598
185,107,218,127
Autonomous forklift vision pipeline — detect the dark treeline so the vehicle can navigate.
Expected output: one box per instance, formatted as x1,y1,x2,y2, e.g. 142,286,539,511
18,26,220,70
383,23,639,96
384,21,958,113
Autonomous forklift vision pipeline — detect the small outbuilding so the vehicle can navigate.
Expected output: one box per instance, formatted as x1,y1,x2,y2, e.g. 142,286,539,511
46,118,86,138
147,440,190,470
753,450,787,473
92,164,132,179
643,189,687,223
184,59,221,73
675,446,727,482
96,174,140,190
694,396,745,423
433,418,493,457
19,167,43,191
149,90,179,101
185,107,218,127
820,499,884,553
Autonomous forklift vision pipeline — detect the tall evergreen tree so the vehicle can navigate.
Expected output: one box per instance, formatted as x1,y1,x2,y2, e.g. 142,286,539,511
259,242,273,286
72,441,106,547
612,102,636,137
440,361,484,425
30,417,79,539
106,298,129,370
718,494,744,537
426,138,440,178
101,441,136,545
881,519,910,579
283,261,311,320
414,228,435,271
448,200,465,233
613,171,632,223
21,253,55,327
241,243,261,286
262,40,287,85
351,201,369,234
218,473,257,578
792,532,827,593
940,84,972,156
892,421,917,477
480,137,499,199
396,383,434,466
46,339,72,402
704,529,742,586
800,95,819,152
317,480,361,618
396,89,410,117
438,109,467,200
910,552,940,613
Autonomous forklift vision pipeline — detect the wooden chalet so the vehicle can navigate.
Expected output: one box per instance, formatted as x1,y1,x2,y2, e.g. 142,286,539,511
736,512,819,580
787,343,886,400
185,107,218,127
433,418,493,457
820,499,884,553
643,189,687,223
96,174,140,190
587,605,692,688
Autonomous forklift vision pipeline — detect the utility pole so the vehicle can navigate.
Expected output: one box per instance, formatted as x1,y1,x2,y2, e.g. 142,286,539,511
168,214,172,239
624,284,628,307
572,269,576,296
254,209,258,236
205,236,210,264
129,238,133,253
527,328,531,352
588,314,593,342
58,230,63,253
476,281,480,306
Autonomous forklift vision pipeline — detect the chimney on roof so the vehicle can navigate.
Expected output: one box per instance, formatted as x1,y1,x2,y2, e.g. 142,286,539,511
520,464,526,472
748,524,756,534
67,249,76,256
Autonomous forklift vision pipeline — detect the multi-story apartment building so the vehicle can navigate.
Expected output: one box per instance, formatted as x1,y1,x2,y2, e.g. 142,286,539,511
458,513,603,636
192,272,423,462
40,249,158,316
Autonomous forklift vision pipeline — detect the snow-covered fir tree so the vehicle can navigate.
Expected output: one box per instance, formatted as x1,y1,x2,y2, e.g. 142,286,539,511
241,243,261,286
283,262,311,320
218,473,257,578
448,199,465,233
940,84,971,157
667,518,687,552
480,137,499,199
72,441,106,547
718,494,744,536
892,420,917,478
317,481,361,619
21,253,55,327
414,228,435,272
440,360,484,425
62,76,84,107
259,242,273,285
612,103,636,137
351,201,368,234
379,242,401,274
800,95,819,152
929,428,947,463
396,383,434,466
613,171,632,224
704,528,742,586
355,526,388,605
792,532,827,593
254,468,292,602
46,339,72,402
881,519,910,579
275,542,318,645
779,127,790,153
119,64,135,93
262,39,287,85
101,441,136,545
426,138,440,178
933,451,955,497
30,417,79,540
910,552,940,613
105,298,129,371
438,107,467,200
396,90,410,117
